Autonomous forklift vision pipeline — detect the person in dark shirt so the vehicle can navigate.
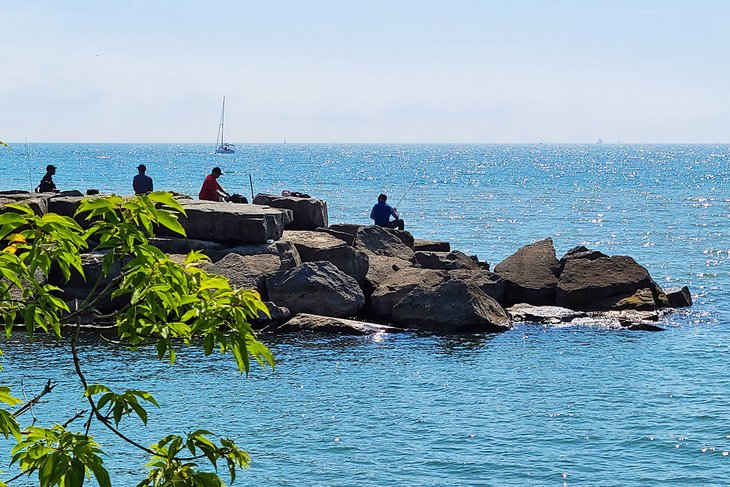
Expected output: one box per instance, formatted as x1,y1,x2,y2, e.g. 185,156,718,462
133,164,154,195
199,167,230,202
370,193,404,230
36,164,58,193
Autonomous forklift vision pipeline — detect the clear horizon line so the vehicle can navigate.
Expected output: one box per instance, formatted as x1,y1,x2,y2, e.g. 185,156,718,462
5,141,730,146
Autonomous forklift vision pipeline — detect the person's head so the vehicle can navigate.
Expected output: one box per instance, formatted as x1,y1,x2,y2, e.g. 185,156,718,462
137,164,146,174
378,193,387,203
46,164,56,175
212,167,223,178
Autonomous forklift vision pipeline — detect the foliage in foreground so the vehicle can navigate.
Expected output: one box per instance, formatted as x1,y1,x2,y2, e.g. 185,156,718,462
0,192,274,486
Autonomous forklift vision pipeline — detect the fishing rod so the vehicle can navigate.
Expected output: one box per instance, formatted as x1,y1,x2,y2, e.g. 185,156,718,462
394,177,418,209
249,174,255,201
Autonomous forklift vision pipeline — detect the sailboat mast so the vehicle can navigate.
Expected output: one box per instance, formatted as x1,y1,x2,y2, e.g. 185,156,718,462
221,96,226,145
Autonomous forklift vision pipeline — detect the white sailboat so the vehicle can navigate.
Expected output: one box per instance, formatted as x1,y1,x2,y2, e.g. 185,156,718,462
215,96,235,154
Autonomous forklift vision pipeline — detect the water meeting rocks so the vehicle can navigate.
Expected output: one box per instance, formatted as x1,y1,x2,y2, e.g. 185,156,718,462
252,193,328,230
274,313,398,335
266,261,365,317
494,237,561,306
391,279,512,333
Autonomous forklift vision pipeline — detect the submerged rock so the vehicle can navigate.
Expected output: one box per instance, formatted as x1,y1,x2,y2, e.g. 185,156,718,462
507,304,588,323
666,286,693,308
274,313,399,335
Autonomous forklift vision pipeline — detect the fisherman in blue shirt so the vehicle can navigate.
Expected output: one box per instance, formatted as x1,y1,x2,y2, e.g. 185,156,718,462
133,164,153,195
370,193,404,230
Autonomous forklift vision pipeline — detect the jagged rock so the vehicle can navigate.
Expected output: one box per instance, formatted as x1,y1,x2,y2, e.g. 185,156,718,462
415,250,479,271
170,200,293,243
312,246,369,284
281,230,369,283
252,193,328,230
354,226,415,261
201,253,291,299
391,279,512,333
266,261,365,317
330,223,415,248
494,238,561,306
556,255,654,310
362,255,414,297
274,313,399,335
559,245,609,272
445,269,506,305
507,304,588,323
370,268,446,318
212,241,301,268
624,322,664,332
666,286,693,307
413,239,450,252
280,230,346,261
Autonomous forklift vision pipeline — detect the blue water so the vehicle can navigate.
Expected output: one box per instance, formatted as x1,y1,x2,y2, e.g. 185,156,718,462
1,144,728,485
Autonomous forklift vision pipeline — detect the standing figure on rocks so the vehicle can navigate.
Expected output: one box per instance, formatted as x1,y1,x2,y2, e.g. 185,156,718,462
36,164,58,193
199,167,230,202
133,164,153,195
370,193,404,230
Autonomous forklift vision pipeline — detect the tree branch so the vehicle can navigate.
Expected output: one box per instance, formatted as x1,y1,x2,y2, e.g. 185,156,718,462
13,379,55,418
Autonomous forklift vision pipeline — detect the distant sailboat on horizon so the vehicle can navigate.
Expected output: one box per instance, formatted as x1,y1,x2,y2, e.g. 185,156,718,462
215,96,235,154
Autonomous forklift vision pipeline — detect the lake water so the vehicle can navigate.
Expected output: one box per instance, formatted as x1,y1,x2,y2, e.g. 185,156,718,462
1,144,728,485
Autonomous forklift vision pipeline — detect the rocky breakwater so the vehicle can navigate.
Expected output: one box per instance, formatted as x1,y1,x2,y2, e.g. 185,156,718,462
0,191,694,335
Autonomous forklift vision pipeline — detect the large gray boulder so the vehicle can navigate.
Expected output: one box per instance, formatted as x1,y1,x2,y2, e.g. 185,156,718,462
252,193,328,230
391,279,512,333
415,250,480,271
210,241,301,268
172,200,293,243
280,230,346,261
445,269,506,305
201,252,293,299
354,226,415,261
362,255,414,297
266,261,365,317
559,245,608,272
494,238,561,306
370,267,446,319
556,255,655,310
274,313,399,335
281,230,369,283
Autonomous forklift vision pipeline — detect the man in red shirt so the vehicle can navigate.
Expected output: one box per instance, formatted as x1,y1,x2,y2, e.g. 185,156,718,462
199,167,230,202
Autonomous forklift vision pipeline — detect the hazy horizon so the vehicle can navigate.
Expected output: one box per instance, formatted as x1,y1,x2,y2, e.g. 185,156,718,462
3,1,729,144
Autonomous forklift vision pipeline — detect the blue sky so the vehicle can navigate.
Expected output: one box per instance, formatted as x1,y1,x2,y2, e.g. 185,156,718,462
2,0,728,143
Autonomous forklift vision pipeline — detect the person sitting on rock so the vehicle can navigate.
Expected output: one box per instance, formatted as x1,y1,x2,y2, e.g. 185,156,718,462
199,167,230,202
133,164,153,195
35,164,58,193
370,193,404,230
